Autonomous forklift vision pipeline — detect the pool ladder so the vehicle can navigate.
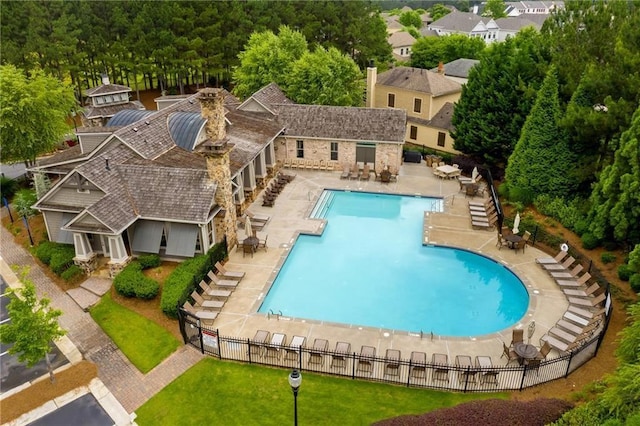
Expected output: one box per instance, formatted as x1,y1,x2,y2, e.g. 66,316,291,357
420,330,434,341
268,309,283,321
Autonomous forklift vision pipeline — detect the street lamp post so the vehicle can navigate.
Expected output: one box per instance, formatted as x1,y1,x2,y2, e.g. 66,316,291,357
288,369,302,426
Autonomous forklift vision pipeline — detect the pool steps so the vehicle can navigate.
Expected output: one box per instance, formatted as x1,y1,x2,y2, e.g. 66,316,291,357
309,190,335,219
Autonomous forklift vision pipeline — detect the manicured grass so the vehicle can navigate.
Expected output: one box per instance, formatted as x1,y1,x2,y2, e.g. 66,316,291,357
90,292,180,373
135,358,507,425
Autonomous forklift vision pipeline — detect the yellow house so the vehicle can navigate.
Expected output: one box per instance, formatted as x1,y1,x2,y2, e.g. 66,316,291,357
366,65,462,154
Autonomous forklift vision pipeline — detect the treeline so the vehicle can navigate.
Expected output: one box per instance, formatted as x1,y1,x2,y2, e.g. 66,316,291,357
0,0,391,98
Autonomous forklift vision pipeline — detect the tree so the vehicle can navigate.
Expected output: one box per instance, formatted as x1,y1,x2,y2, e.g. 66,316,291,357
0,269,66,383
451,28,549,172
587,106,640,246
399,10,422,28
429,4,452,22
287,46,364,106
232,26,307,100
411,34,485,69
483,0,507,18
505,67,577,204
0,65,76,166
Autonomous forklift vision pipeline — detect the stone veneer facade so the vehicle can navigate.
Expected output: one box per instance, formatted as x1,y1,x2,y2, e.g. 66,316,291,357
277,136,403,173
198,89,239,249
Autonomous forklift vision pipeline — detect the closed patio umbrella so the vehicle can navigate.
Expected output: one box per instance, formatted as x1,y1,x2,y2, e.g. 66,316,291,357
245,215,253,239
512,213,521,234
471,167,479,182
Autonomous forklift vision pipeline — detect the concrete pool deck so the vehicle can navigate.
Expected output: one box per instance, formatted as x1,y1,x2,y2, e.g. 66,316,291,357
213,162,569,365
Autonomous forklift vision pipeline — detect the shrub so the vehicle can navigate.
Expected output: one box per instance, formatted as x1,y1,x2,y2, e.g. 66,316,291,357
114,262,143,297
138,254,161,269
0,175,18,200
135,278,160,299
617,264,633,281
601,252,616,264
629,274,640,293
35,241,58,265
161,254,210,318
60,264,83,282
581,233,600,250
450,155,477,176
574,219,590,236
49,245,76,275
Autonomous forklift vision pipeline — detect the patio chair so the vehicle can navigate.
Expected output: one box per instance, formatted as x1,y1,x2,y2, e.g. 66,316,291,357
514,239,527,254
207,271,239,289
542,256,575,271
563,282,600,298
524,358,541,376
308,338,328,367
455,355,477,385
496,232,509,250
384,349,401,377
475,356,498,385
356,345,376,375
182,301,217,325
284,336,306,362
265,333,287,359
330,342,351,369
283,158,292,168
312,160,320,170
249,330,270,357
557,272,592,288
348,163,360,180
510,329,524,348
536,250,569,264
501,342,519,365
360,163,371,181
245,210,270,223
536,341,552,360
431,353,449,383
409,351,427,379
551,264,583,279
340,164,350,179
215,261,245,281
257,233,268,251
191,291,224,311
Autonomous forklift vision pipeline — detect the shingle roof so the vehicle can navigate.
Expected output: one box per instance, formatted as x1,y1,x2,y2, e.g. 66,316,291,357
429,58,480,78
85,84,132,96
430,11,485,32
388,31,416,48
376,67,462,97
427,102,455,130
495,16,541,31
107,110,155,127
247,83,294,113
276,105,406,143
84,101,145,119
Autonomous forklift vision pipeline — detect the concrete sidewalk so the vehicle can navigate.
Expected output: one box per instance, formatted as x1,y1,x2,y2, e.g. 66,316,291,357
0,225,203,415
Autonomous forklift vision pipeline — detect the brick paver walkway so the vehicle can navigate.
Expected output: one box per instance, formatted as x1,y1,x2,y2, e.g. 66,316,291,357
0,226,203,413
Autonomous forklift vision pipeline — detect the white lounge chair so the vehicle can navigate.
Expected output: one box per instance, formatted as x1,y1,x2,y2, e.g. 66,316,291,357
207,271,239,289
536,250,568,264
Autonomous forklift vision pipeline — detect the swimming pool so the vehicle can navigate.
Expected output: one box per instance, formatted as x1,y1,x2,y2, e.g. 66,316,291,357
259,191,529,336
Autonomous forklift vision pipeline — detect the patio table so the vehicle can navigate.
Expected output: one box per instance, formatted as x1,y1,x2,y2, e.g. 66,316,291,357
436,165,461,178
514,342,539,364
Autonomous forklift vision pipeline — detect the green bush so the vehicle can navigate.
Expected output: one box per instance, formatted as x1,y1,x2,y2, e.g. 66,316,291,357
629,274,640,293
617,264,633,281
135,277,160,299
113,262,160,299
601,252,616,264
60,264,83,281
49,245,76,275
574,219,590,236
35,241,58,265
0,175,18,200
138,254,161,269
581,233,600,250
161,255,210,318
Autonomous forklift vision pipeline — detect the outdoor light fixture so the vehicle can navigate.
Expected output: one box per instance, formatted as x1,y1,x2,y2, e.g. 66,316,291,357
288,369,302,426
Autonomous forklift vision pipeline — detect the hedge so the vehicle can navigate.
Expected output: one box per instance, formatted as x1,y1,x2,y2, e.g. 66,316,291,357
35,241,58,265
60,265,83,282
113,261,160,299
49,246,76,275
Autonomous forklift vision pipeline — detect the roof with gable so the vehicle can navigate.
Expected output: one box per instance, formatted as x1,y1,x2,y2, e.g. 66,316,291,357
430,11,486,32
85,83,132,97
276,105,406,143
84,101,145,120
238,83,294,115
495,16,541,31
376,67,462,97
388,31,417,48
429,58,480,78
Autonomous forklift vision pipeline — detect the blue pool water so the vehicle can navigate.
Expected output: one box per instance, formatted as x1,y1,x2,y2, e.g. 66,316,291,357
259,191,529,336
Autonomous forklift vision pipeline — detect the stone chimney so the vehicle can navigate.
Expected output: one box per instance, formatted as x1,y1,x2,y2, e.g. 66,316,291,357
101,73,110,85
366,60,377,108
437,62,445,75
196,88,237,248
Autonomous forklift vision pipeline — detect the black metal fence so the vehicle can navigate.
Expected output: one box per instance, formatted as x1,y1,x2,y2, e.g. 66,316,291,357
177,302,611,393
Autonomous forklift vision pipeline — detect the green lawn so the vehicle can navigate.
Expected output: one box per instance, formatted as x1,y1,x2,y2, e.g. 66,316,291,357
90,292,180,373
135,358,506,425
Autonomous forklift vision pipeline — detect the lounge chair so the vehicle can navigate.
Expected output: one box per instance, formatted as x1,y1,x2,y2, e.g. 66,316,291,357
198,280,232,299
245,210,270,223
384,349,401,377
563,283,600,298
340,164,350,179
330,342,351,369
191,291,224,311
356,345,376,375
215,261,245,281
432,353,449,383
265,333,286,359
308,338,328,366
348,163,360,180
542,256,575,271
182,301,217,324
557,272,591,288
569,292,606,308
284,335,306,361
476,356,498,385
501,342,519,365
207,271,239,289
536,250,568,264
455,355,477,385
551,264,583,279
249,330,270,357
409,351,427,379
360,163,371,181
